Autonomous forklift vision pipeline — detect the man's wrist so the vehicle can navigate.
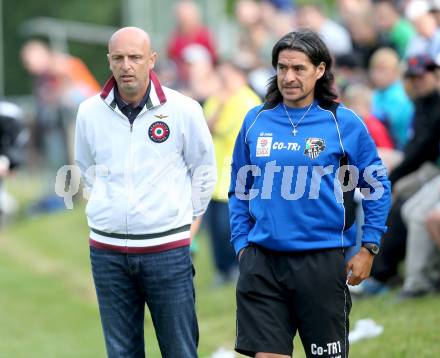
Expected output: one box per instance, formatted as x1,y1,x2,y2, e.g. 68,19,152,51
361,243,380,256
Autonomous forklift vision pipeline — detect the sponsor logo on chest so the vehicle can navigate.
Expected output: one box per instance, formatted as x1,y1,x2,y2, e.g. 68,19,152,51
256,136,272,157
256,136,301,157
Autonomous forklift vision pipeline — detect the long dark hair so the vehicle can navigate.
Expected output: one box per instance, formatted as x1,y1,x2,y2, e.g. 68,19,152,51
265,29,337,107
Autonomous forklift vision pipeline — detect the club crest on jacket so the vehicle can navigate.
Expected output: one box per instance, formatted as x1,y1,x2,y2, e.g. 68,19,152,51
304,138,326,159
148,121,170,143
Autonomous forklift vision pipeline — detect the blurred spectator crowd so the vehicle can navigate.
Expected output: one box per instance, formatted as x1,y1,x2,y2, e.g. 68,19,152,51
2,0,440,297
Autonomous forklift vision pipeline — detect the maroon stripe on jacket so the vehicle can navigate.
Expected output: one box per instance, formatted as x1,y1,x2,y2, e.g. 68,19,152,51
100,77,116,99
89,237,190,254
149,70,167,104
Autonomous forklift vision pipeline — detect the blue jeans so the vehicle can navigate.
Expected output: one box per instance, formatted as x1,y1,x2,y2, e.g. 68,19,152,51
90,246,199,358
205,200,238,277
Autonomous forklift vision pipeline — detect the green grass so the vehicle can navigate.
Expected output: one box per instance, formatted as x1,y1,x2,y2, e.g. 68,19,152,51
1,204,440,357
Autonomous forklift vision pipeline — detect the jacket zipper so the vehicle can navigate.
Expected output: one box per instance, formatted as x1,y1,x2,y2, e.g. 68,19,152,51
126,122,134,235
101,99,153,236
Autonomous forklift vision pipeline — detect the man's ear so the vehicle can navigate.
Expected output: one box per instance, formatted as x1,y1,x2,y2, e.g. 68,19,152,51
150,51,158,70
107,53,111,71
316,62,326,80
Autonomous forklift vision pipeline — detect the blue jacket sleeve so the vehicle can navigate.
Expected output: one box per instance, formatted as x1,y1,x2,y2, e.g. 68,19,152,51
339,106,392,246
228,109,257,255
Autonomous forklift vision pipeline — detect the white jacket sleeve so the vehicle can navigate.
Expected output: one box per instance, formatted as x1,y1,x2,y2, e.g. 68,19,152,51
182,100,217,217
74,104,95,196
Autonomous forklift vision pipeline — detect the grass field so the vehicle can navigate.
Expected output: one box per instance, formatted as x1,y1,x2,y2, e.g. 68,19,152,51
1,188,440,357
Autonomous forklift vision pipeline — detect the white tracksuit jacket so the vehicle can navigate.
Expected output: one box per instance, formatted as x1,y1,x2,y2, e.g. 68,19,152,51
74,72,216,253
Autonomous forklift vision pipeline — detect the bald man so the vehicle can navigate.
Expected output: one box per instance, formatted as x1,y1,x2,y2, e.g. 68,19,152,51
167,0,217,82
75,27,216,357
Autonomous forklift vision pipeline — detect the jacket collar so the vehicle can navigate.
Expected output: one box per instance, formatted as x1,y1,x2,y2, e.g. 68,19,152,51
100,70,167,109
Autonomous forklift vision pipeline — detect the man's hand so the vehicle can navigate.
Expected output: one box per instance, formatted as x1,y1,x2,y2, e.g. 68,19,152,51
190,216,203,240
0,156,10,177
345,247,375,286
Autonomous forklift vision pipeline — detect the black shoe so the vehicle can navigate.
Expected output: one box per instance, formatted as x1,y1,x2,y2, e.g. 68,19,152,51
397,288,430,301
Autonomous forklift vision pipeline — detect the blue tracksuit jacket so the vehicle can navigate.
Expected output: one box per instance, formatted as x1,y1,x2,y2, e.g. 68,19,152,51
228,100,391,254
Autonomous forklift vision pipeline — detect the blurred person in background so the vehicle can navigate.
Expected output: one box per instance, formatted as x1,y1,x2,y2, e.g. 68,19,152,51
53,50,101,101
373,0,416,58
203,60,261,286
334,54,369,92
21,40,99,213
52,50,101,165
264,0,295,13
342,82,401,265
405,0,440,61
369,47,414,149
400,174,440,298
21,40,99,166
430,0,440,25
234,0,275,69
167,0,217,85
75,27,216,357
229,29,390,358
21,40,65,170
234,0,281,98
260,2,294,40
427,202,440,248
344,9,394,69
0,100,28,222
260,1,295,46
174,43,221,258
388,54,440,185
180,43,221,105
154,59,179,89
342,83,399,169
0,100,27,176
296,3,353,57
355,54,440,296
338,0,373,22
21,40,67,213
388,54,440,299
